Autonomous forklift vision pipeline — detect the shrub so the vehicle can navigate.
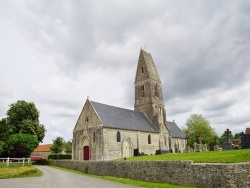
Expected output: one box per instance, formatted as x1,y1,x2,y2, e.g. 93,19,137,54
48,154,71,160
34,160,50,165
84,165,88,174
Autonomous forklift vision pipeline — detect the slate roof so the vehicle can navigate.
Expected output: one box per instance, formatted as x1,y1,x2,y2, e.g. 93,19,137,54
90,101,159,132
167,121,186,138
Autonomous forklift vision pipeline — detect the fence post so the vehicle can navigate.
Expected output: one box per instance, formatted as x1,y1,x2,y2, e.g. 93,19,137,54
23,157,25,166
7,157,9,167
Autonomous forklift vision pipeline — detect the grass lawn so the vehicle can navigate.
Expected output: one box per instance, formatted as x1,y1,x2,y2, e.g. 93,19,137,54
0,164,41,179
123,149,250,163
52,166,195,188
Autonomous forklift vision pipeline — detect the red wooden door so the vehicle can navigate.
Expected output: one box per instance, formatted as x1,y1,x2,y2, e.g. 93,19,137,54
83,146,89,160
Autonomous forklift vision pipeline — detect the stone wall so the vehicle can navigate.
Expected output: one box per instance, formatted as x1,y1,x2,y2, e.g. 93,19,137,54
51,160,250,188
103,128,160,160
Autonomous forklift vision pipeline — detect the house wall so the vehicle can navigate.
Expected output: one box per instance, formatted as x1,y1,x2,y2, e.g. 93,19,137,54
74,125,162,161
102,128,160,160
170,137,186,153
51,160,250,188
73,99,102,160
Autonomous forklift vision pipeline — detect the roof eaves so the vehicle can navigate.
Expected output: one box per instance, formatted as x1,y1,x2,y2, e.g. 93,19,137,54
89,100,103,126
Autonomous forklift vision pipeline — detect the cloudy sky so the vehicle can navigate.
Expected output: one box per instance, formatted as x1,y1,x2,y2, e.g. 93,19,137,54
1,1,250,144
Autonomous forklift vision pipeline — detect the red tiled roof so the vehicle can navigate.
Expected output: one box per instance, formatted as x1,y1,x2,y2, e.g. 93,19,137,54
231,139,240,145
34,144,53,152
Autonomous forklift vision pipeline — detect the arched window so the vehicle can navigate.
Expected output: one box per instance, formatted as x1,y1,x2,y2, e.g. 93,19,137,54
117,131,121,142
85,117,88,122
93,132,95,142
148,134,151,144
142,67,144,73
141,85,145,97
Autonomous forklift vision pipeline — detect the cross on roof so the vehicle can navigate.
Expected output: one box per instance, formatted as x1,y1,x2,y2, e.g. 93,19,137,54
224,128,231,143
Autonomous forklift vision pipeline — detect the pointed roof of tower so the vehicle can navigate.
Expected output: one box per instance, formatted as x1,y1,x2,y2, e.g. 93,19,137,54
135,49,161,83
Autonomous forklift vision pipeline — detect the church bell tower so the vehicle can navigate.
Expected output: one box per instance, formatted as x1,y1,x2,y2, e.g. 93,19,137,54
134,49,167,131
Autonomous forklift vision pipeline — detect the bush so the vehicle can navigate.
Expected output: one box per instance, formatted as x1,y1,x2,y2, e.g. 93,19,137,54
233,146,240,150
84,165,88,174
48,154,71,160
33,160,50,165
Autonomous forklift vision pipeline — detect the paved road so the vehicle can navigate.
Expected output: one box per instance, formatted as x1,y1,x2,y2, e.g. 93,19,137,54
0,166,138,188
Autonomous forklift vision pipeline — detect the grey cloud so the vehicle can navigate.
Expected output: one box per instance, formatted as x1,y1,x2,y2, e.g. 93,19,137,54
1,1,250,142
203,98,235,112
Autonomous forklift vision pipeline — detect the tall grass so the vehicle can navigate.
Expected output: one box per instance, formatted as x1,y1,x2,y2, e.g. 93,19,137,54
0,164,41,179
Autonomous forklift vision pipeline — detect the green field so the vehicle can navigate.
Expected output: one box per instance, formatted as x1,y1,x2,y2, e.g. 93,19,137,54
0,164,41,179
123,149,250,163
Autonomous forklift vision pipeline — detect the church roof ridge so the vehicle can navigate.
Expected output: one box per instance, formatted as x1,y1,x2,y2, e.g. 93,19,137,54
89,100,159,132
167,121,186,139
90,100,134,112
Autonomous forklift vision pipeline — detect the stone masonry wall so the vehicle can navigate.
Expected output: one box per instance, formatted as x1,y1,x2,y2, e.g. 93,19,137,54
102,128,160,160
51,160,250,188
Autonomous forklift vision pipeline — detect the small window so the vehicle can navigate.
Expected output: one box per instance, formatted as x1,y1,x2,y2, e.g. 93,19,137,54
93,132,95,142
141,85,145,97
85,117,88,122
142,67,144,73
148,134,151,144
117,131,121,142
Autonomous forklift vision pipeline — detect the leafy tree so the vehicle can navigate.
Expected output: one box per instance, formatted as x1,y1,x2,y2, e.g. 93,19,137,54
19,119,46,143
7,134,39,157
0,118,10,142
183,114,218,148
234,132,244,139
6,100,46,142
64,140,72,155
0,141,4,156
50,137,65,155
0,118,11,157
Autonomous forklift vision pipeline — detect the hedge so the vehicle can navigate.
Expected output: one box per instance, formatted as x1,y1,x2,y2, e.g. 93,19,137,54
48,154,71,160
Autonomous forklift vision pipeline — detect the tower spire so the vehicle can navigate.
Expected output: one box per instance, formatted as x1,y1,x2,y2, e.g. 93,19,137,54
134,49,166,131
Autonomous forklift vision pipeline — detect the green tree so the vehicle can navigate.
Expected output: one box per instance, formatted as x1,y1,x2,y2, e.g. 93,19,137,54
6,100,46,142
7,134,39,157
64,140,72,155
183,114,218,148
0,118,11,157
50,137,65,155
234,132,243,139
0,118,10,142
0,141,4,156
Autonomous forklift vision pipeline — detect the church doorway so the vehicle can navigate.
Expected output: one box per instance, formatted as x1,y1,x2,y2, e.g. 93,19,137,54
83,146,89,160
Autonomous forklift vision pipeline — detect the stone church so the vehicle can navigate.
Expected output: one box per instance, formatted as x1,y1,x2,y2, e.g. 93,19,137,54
72,49,186,161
